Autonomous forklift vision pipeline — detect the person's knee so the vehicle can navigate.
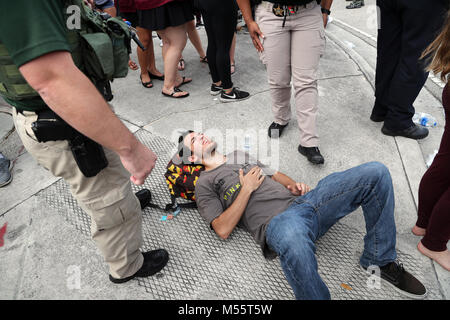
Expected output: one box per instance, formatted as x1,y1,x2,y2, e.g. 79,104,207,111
365,161,391,183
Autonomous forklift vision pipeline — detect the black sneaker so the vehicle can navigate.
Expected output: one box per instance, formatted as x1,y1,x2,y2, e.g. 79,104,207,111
298,145,324,164
363,261,427,299
210,83,223,96
220,87,250,103
381,124,429,140
135,189,152,209
268,122,288,138
109,249,169,284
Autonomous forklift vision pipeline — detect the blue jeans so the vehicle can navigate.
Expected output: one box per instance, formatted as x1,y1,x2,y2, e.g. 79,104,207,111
265,162,397,300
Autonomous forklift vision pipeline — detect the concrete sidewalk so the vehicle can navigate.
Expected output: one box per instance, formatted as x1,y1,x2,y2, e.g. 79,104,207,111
0,15,448,300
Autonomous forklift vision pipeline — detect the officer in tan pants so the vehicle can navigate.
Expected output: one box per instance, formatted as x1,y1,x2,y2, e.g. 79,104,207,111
237,0,333,164
0,0,169,283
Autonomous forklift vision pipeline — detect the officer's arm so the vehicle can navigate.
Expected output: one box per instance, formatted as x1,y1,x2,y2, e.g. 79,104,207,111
19,50,156,185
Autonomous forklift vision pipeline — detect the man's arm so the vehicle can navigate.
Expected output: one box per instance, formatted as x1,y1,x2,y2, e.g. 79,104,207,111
271,171,311,196
236,0,265,52
211,166,265,239
321,0,333,28
19,51,156,185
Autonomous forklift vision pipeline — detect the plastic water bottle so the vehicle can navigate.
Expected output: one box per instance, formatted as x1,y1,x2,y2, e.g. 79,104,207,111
244,136,251,153
412,112,437,127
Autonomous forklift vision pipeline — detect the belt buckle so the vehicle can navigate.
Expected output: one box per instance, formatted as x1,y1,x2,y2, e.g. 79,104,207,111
272,4,285,17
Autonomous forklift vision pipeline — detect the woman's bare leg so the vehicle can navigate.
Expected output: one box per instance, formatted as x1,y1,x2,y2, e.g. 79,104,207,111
186,19,206,59
158,24,190,97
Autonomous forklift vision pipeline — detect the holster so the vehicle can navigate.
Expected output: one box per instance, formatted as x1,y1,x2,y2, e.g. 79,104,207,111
31,109,108,177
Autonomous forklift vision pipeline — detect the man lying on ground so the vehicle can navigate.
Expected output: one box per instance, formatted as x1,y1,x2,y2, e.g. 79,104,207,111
178,130,427,300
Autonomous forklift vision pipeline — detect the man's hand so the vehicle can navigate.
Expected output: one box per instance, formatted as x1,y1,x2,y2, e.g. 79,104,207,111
119,142,157,185
287,182,311,196
239,166,265,193
247,21,265,52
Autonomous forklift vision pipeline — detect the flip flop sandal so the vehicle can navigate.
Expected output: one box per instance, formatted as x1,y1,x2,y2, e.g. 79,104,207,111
200,56,208,63
178,58,185,71
148,71,164,81
162,87,189,98
140,74,153,88
175,76,192,88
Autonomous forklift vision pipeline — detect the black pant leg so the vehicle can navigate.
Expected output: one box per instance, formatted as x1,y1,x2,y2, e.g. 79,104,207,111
199,0,237,89
372,0,402,119
201,11,220,83
383,0,447,130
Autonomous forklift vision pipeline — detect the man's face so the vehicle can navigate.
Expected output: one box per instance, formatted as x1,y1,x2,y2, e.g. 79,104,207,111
184,132,217,163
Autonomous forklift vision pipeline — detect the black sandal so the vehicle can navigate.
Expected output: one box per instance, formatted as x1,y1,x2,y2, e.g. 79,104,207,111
162,87,189,98
140,74,153,88
175,76,192,88
200,56,208,63
148,71,164,81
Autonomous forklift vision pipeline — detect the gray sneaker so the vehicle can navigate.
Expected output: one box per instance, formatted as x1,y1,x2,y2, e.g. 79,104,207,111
0,154,12,187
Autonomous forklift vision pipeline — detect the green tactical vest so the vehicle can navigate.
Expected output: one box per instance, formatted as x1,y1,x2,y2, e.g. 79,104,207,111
0,0,131,102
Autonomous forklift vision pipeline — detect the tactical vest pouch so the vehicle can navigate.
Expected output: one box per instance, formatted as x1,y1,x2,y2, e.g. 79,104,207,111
106,17,131,78
80,33,115,81
0,43,38,100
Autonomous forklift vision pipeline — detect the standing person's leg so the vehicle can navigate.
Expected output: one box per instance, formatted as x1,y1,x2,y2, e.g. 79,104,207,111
230,32,236,74
415,126,450,270
186,19,207,61
417,187,450,271
371,0,402,121
136,27,164,86
255,4,292,135
158,24,190,97
200,7,221,89
213,12,236,91
382,0,447,133
12,110,168,281
290,4,325,163
136,27,153,87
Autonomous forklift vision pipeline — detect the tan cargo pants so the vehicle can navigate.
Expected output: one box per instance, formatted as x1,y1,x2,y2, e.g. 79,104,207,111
256,1,326,147
13,109,144,280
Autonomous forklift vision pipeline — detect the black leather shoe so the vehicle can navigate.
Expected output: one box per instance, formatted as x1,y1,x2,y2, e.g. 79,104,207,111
298,145,324,164
135,189,152,209
268,122,288,138
109,249,169,284
381,124,429,140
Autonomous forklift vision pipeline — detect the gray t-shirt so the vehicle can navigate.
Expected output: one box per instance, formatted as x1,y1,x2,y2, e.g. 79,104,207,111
195,150,297,259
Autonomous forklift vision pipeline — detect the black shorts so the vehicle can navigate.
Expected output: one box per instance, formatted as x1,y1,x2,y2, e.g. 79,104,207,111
119,11,139,28
137,0,194,31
